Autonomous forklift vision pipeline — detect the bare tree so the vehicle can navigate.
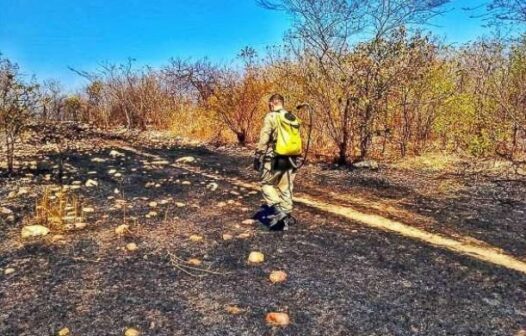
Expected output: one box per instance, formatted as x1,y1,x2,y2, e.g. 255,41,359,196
487,0,526,23
0,56,38,174
259,0,449,164
39,80,65,121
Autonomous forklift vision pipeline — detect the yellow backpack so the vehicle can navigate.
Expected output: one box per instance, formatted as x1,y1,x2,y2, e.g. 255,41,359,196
274,110,302,156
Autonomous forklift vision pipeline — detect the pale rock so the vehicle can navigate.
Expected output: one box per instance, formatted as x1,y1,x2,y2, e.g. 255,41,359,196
353,160,380,170
269,271,288,284
82,207,95,213
189,234,203,242
4,268,15,275
91,157,106,163
237,233,251,239
206,182,219,191
17,187,29,196
146,211,158,218
115,224,130,235
126,243,138,252
222,233,234,241
187,258,202,266
21,225,50,239
175,202,186,208
266,312,290,327
248,251,265,264
176,156,196,164
124,328,140,336
58,327,70,336
225,305,244,315
74,222,87,230
182,181,191,185
109,150,124,158
1,207,13,215
148,202,158,208
242,219,256,225
85,179,99,187
152,160,170,165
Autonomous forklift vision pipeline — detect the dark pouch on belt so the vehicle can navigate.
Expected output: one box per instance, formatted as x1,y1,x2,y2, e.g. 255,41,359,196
272,156,297,171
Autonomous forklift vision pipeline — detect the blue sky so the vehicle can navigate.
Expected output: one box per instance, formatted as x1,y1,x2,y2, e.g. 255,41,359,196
0,0,493,90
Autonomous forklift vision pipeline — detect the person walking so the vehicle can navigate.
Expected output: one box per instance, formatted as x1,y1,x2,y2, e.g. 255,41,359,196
254,94,302,230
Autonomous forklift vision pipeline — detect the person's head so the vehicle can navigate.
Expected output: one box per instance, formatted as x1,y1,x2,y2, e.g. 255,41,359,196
268,94,285,112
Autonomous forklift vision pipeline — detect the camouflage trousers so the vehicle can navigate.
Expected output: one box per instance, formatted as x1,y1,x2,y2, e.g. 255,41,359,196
260,160,296,214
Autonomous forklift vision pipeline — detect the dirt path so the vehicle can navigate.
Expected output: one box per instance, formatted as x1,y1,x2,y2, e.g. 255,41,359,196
1,139,525,336
116,142,526,275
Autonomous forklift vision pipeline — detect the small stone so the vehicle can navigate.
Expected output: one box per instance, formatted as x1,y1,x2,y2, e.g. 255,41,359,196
126,243,138,252
21,225,50,239
225,305,244,315
109,150,124,158
82,207,95,213
222,233,233,241
176,156,196,164
206,182,219,191
57,327,70,336
182,181,191,185
4,268,15,275
248,251,265,264
175,202,186,208
148,202,158,208
74,222,87,230
266,312,290,327
114,173,122,178
17,187,29,196
124,327,140,336
146,211,158,218
187,258,202,266
242,219,256,225
108,169,117,174
269,271,288,284
1,207,13,215
237,233,251,239
115,224,130,235
189,235,203,242
85,179,98,187
216,202,227,208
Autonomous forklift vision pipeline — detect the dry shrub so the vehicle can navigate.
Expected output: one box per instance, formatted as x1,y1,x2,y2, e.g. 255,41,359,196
34,187,83,231
169,106,237,145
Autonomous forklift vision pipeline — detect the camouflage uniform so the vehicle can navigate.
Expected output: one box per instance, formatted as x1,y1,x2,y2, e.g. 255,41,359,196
256,110,297,214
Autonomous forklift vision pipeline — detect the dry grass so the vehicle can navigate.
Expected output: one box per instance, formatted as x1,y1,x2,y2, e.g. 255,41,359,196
34,187,84,231
391,152,465,173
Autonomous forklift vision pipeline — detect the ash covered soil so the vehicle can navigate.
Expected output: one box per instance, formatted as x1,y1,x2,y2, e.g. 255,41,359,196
1,129,525,336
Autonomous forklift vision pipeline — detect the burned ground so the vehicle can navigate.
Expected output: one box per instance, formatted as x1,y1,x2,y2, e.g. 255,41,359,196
1,133,525,335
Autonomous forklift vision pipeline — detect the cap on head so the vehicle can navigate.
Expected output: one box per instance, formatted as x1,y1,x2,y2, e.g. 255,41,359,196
269,94,284,105
269,94,285,111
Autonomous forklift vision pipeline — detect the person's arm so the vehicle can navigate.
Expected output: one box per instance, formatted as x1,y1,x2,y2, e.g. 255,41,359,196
254,113,274,171
256,113,274,154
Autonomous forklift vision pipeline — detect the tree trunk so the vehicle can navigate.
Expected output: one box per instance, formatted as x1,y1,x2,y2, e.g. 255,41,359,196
236,131,246,146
